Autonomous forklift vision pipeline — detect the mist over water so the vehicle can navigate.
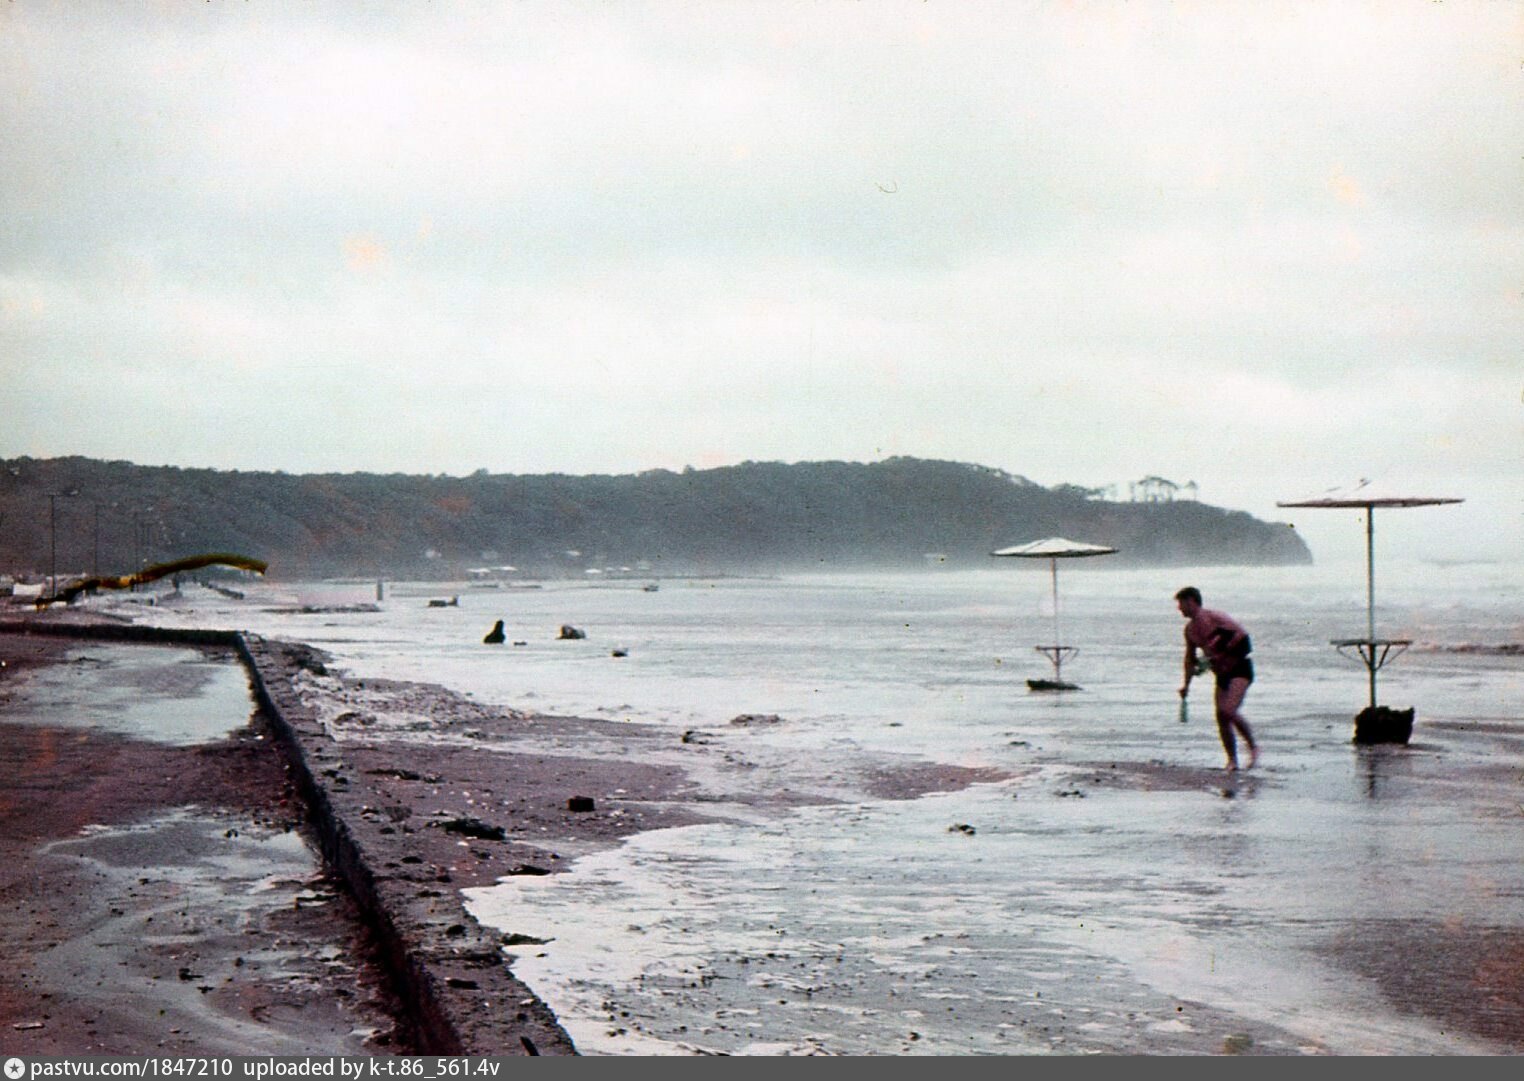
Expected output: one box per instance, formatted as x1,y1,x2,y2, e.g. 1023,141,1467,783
135,560,1522,1054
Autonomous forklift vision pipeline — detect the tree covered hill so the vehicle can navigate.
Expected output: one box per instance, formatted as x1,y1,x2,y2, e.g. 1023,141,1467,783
0,456,1310,580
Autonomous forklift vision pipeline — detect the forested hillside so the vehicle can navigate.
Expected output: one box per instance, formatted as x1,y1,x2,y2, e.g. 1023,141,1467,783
0,456,1310,580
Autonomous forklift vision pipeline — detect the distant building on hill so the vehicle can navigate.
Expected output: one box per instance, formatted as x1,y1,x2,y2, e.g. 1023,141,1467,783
1129,476,1199,503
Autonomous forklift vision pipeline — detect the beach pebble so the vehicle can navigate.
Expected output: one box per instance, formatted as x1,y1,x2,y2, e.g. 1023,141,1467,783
1222,1033,1254,1054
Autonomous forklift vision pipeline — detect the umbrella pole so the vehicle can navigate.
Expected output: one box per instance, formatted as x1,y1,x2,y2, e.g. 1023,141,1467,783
1050,557,1062,681
1365,505,1377,709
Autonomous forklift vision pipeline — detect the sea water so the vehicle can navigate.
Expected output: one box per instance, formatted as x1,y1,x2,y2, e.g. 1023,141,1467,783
2,642,257,746
132,560,1522,1054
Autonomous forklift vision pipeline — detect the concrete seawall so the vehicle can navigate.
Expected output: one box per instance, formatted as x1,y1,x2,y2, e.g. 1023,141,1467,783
0,618,577,1056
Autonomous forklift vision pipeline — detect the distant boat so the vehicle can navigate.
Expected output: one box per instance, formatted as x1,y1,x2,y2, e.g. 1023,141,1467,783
642,582,660,592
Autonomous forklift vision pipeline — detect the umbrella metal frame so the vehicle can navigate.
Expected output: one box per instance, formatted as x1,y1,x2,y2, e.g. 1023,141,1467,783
992,539,1118,692
1033,557,1079,689
1276,492,1462,710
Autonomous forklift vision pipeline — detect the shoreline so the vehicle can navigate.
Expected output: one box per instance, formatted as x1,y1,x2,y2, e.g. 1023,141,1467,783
4,592,1521,1055
0,617,584,1054
0,611,1011,1055
0,628,403,1054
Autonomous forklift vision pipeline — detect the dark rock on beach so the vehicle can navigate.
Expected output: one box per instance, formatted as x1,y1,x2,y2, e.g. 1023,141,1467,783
730,713,785,727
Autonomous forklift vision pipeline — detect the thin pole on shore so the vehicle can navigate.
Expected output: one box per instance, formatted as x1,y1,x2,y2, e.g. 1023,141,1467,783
1048,557,1062,681
1365,505,1377,709
48,494,57,600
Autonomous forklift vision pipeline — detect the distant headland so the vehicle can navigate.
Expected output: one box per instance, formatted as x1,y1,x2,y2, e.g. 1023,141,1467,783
0,456,1310,580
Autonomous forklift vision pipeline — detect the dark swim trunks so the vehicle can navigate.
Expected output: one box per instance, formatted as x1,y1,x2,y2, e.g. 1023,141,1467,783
1215,656,1255,690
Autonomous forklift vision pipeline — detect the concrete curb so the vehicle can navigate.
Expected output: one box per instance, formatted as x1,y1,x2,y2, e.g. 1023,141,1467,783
0,619,578,1056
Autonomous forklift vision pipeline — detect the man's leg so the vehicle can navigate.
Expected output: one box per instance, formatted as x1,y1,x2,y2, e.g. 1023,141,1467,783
1216,677,1256,769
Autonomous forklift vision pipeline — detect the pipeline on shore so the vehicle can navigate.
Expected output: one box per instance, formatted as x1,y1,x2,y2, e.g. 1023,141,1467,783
34,552,267,609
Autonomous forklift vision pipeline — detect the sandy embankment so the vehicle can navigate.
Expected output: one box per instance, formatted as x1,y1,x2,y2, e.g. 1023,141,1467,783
0,631,402,1054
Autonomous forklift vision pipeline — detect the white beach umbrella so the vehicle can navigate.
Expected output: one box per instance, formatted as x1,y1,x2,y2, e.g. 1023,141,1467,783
991,537,1119,690
1278,480,1463,711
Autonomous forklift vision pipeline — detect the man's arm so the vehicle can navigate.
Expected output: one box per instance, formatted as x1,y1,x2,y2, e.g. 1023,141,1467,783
1208,620,1250,658
1180,638,1197,698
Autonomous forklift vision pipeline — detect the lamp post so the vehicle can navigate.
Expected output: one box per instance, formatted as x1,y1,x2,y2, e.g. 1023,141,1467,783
46,488,79,600
132,512,161,585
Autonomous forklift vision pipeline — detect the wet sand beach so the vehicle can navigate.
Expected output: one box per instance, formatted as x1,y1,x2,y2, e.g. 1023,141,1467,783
0,631,403,1054
2,592,1522,1056
0,613,1006,1055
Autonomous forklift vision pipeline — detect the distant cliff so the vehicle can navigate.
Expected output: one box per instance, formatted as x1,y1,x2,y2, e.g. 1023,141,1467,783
0,456,1311,580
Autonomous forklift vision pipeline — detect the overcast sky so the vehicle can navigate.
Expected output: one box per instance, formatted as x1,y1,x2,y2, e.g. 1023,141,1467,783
2,1,1519,561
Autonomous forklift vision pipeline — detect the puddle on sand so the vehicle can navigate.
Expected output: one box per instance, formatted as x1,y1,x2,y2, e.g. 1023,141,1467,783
0,643,255,745
38,809,379,1055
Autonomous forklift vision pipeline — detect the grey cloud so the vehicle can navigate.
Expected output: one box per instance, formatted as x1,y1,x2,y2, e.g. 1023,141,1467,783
2,2,1519,559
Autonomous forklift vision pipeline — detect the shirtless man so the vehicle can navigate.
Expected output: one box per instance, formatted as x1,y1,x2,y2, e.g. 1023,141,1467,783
1176,586,1259,771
